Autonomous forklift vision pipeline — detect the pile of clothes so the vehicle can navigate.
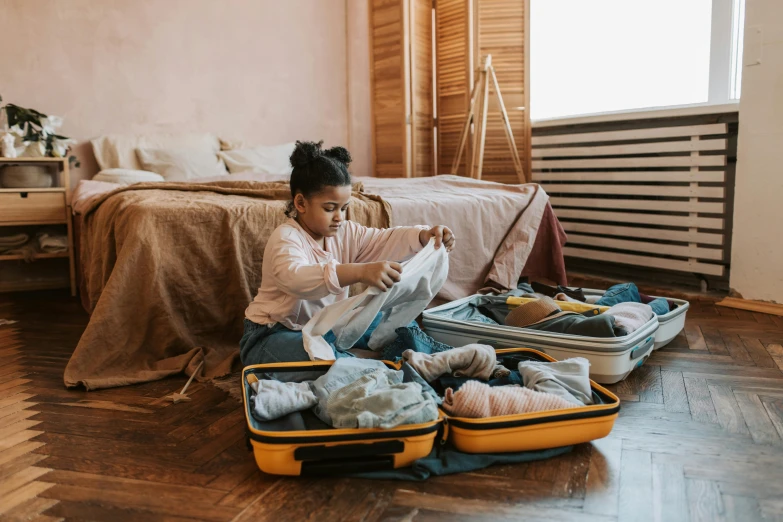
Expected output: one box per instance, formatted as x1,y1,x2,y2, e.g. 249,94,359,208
247,344,595,425
474,282,673,337
401,346,593,418
0,229,68,262
247,358,440,429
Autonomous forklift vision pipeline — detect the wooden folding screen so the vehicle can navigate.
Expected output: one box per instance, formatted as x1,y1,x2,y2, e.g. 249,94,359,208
433,0,531,182
370,0,434,178
434,0,471,177
474,0,530,183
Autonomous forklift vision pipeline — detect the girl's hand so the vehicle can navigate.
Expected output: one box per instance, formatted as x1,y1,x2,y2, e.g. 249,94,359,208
420,226,456,252
361,261,403,292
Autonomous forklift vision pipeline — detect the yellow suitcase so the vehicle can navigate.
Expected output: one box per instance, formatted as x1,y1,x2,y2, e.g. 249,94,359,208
435,348,620,454
242,361,444,476
243,348,619,475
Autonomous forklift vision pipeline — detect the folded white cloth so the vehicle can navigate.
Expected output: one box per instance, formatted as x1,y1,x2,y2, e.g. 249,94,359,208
249,379,317,421
0,233,29,252
37,232,68,253
517,357,594,406
302,240,449,360
604,302,653,334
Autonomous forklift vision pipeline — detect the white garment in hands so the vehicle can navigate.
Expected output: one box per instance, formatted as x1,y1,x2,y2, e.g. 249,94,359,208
302,240,449,360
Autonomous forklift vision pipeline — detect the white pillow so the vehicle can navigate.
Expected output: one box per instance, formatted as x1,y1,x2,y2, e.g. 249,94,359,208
92,169,165,185
136,147,227,181
91,133,221,171
217,143,296,175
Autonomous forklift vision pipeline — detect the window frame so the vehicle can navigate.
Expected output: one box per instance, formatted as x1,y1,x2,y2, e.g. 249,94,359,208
531,0,745,124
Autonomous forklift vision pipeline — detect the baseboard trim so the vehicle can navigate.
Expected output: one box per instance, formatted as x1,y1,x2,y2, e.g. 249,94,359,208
716,297,783,317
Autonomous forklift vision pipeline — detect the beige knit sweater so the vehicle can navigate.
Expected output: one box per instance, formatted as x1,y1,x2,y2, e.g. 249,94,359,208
442,380,577,418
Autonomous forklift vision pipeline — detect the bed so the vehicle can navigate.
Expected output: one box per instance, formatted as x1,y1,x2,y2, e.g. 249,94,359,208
65,172,566,390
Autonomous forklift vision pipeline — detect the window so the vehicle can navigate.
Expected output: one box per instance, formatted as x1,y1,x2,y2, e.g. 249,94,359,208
531,0,746,121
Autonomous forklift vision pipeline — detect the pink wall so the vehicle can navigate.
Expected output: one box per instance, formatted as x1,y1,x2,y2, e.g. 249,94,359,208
1,0,374,187
347,0,373,181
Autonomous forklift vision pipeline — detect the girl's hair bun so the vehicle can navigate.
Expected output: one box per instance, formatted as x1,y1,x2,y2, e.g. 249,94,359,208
286,139,353,218
290,140,324,168
324,146,352,166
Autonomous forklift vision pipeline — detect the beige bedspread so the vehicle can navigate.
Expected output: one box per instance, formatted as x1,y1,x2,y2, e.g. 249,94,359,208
67,174,564,390
64,180,389,390
72,174,560,301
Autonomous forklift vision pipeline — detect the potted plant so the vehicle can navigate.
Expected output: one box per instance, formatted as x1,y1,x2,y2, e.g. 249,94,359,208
0,95,80,188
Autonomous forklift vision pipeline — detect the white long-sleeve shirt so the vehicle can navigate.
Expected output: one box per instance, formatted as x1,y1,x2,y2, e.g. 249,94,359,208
245,218,428,330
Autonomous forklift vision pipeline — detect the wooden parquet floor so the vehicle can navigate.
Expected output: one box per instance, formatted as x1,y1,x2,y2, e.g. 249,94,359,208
1,290,783,521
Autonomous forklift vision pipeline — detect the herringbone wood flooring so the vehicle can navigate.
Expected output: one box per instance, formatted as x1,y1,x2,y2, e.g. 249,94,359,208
1,290,782,521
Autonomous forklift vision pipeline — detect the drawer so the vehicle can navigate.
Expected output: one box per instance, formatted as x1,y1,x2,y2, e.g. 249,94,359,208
0,192,67,223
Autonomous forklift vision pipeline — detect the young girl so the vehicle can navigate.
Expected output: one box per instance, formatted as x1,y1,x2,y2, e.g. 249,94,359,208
240,141,456,365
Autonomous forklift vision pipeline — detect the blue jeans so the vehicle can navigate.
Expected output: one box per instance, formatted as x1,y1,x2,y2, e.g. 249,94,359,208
594,283,669,316
241,312,409,366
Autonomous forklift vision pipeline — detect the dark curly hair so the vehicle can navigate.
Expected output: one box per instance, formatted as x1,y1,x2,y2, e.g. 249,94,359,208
285,140,352,218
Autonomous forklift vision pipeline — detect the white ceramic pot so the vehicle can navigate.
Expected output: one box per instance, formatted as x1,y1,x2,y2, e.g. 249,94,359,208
0,165,53,188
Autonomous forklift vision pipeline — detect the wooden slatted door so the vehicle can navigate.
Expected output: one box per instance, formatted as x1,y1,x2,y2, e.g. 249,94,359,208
435,0,472,176
370,0,434,178
532,121,734,277
434,0,531,181
410,0,434,177
371,0,406,178
475,0,530,183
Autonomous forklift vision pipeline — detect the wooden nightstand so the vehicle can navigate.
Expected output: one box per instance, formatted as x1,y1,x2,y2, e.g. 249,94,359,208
0,157,76,296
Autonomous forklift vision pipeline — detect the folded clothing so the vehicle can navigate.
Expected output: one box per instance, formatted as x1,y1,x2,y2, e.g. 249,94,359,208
517,357,593,406
249,379,317,421
326,368,439,429
443,380,575,418
595,282,670,315
311,358,392,425
37,231,68,253
504,296,563,327
504,296,626,337
0,233,29,251
402,344,510,382
505,296,609,315
603,302,653,334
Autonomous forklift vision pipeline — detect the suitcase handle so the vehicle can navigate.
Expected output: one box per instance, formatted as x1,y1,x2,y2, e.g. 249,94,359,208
300,456,395,476
630,336,654,360
294,440,404,461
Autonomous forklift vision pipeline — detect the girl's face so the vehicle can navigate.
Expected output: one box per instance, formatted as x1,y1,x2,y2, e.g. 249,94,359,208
294,185,352,240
